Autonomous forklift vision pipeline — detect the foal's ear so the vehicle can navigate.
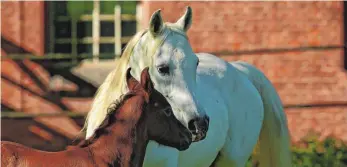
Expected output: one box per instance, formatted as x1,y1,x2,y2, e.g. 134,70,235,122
175,6,192,32
126,68,139,91
140,67,154,93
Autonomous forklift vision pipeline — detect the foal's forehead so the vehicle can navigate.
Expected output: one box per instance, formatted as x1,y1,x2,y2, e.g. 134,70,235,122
132,85,145,92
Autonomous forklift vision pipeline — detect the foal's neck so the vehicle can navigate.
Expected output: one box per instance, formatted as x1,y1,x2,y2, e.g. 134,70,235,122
89,96,148,167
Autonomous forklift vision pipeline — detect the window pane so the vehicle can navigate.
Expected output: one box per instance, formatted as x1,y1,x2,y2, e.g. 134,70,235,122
47,1,137,59
54,1,68,17
77,21,92,38
55,21,71,38
100,22,114,37
100,44,114,54
55,44,71,53
121,21,136,37
77,44,92,54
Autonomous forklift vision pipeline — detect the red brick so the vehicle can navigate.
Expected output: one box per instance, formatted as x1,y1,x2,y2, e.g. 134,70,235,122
286,106,347,143
21,1,44,55
1,1,44,55
23,60,50,87
220,50,347,106
61,98,93,114
1,1,21,47
1,59,44,95
1,79,81,139
140,1,343,53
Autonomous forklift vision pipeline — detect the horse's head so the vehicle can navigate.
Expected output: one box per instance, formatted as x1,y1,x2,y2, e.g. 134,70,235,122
126,67,192,151
129,7,209,142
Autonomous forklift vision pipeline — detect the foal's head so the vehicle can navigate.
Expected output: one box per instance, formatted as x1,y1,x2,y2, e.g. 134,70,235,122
126,67,192,151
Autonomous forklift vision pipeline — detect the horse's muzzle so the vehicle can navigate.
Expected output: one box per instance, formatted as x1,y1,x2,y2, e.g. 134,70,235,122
188,115,209,142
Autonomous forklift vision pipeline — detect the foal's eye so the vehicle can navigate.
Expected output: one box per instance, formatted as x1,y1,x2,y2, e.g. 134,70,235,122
157,65,170,75
163,108,172,116
154,102,159,107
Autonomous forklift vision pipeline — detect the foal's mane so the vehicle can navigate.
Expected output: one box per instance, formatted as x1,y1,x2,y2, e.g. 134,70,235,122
78,92,136,147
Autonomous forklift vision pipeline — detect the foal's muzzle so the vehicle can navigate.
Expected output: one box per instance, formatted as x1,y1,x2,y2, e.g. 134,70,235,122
178,129,192,151
188,115,209,142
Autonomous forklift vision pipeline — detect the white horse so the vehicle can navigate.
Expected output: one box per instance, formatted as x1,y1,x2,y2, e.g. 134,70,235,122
84,7,292,167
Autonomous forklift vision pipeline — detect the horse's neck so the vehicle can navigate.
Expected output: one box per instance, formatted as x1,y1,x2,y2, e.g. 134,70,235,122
90,97,148,167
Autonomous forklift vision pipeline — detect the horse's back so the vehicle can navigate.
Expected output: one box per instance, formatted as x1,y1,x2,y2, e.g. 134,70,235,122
1,141,49,167
1,141,26,167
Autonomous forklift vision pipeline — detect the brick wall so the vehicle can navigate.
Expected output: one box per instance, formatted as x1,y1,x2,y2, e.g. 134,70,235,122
141,2,343,52
1,1,45,55
140,1,347,142
1,1,88,147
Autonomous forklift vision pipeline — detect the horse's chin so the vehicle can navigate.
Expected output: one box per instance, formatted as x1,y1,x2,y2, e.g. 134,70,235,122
191,132,207,142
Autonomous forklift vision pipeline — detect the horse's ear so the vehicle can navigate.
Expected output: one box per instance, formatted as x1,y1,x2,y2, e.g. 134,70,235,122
175,6,192,32
126,68,139,91
140,67,154,94
149,9,164,37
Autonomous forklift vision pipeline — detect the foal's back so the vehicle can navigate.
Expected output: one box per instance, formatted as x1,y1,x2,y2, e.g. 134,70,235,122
1,141,95,167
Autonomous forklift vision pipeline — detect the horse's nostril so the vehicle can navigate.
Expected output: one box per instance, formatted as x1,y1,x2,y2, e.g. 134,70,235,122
188,119,197,134
189,116,210,136
204,118,209,128
206,116,210,122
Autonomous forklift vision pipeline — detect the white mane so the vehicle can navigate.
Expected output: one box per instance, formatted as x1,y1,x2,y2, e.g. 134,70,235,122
83,30,147,138
84,25,188,138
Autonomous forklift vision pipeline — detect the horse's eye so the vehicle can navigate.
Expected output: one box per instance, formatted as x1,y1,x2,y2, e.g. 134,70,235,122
157,65,170,75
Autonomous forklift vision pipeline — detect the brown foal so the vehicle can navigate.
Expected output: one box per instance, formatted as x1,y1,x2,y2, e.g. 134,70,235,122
1,67,192,167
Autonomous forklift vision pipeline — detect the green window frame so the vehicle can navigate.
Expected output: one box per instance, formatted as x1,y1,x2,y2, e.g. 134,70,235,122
45,1,138,60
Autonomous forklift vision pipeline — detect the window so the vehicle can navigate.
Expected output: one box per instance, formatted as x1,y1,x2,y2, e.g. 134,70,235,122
45,1,138,60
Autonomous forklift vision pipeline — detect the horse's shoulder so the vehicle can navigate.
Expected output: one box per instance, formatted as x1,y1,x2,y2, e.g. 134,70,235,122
196,53,226,66
196,53,229,76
